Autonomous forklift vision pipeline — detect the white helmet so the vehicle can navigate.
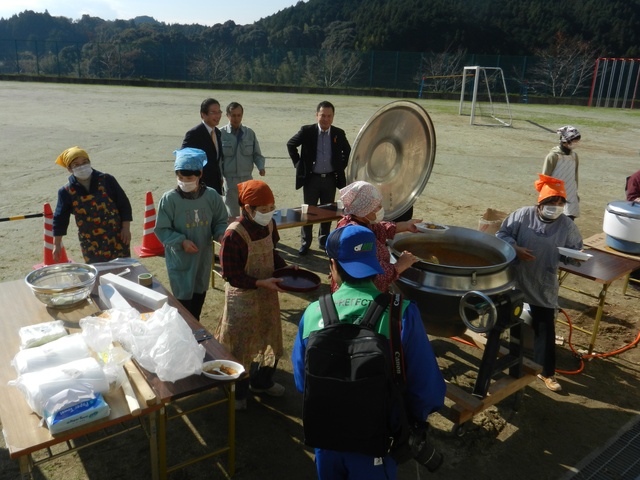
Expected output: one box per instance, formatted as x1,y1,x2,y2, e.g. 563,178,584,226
557,125,581,143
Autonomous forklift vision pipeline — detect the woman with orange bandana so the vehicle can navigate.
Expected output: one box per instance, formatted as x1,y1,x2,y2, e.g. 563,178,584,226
497,174,583,392
216,180,289,410
52,146,132,264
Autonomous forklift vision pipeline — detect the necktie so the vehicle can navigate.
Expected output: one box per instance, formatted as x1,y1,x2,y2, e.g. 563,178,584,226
211,130,218,152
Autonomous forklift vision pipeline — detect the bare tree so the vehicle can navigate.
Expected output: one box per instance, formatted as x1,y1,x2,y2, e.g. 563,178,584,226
189,45,237,83
303,49,362,87
417,48,467,93
528,32,601,97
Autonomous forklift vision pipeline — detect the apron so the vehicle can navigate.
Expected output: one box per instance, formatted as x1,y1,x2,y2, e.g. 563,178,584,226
215,221,282,372
66,177,130,263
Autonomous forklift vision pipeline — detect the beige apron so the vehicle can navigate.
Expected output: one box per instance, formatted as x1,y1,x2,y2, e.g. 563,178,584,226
215,221,282,372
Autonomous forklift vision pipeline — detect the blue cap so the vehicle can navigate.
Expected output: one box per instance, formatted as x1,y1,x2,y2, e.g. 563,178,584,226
173,148,208,171
325,225,383,278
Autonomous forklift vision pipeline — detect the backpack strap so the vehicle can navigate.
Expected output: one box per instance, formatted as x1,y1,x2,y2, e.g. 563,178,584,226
360,293,391,329
388,293,406,386
319,293,340,327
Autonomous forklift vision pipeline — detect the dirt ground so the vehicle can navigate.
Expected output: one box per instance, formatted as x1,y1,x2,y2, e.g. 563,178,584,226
1,81,639,480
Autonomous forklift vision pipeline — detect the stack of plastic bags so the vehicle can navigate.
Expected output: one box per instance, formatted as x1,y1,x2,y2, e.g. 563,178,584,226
8,323,111,433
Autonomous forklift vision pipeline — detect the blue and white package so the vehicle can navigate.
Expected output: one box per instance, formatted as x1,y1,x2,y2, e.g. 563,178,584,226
43,387,110,434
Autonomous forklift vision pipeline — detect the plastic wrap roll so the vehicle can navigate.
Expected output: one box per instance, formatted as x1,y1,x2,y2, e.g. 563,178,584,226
11,334,91,375
18,320,68,349
9,357,109,416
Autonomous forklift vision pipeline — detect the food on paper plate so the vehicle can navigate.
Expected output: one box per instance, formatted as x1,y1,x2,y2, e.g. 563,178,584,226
201,360,245,380
416,222,449,233
204,364,238,376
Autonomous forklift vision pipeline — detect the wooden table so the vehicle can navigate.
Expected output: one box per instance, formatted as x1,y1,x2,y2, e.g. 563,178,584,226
211,202,344,287
583,231,640,293
0,260,240,479
271,202,344,230
0,268,162,479
557,247,640,353
126,264,241,479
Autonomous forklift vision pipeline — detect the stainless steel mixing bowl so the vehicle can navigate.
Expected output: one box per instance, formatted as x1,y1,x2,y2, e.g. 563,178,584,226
25,263,97,308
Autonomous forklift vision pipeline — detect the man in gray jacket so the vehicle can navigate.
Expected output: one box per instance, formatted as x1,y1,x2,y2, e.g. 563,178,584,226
220,102,266,219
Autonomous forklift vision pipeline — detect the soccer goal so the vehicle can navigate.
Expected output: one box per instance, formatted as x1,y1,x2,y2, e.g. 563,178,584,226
588,57,639,109
459,66,512,126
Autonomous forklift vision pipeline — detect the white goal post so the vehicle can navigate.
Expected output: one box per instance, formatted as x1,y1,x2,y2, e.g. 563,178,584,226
459,66,512,126
588,57,639,109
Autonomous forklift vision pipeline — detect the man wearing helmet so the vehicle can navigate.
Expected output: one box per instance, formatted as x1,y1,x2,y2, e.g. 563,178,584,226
541,126,581,220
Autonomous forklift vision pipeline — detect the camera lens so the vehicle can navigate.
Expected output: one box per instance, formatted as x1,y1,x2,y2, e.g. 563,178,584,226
414,444,443,473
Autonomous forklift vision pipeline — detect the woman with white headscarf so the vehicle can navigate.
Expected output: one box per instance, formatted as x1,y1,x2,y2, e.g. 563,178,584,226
330,181,421,293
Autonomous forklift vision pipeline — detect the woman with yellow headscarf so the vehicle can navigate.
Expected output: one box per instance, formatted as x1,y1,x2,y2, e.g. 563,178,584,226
497,174,583,393
52,146,133,263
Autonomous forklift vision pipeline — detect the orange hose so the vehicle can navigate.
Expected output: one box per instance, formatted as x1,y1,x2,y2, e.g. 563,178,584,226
556,308,640,375
448,310,640,376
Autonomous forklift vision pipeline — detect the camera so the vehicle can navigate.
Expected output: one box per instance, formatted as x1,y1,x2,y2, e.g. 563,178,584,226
392,420,443,472
408,424,443,473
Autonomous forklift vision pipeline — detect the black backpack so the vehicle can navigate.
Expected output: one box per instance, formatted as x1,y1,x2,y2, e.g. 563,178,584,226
302,292,411,458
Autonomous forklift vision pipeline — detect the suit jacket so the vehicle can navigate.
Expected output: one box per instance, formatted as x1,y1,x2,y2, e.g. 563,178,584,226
287,124,351,190
182,123,224,194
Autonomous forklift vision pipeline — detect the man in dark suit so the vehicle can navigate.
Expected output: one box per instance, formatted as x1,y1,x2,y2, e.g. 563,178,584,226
287,101,351,255
181,98,224,195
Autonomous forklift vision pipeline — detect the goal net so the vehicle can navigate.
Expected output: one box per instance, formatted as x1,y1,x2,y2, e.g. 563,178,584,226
459,66,512,126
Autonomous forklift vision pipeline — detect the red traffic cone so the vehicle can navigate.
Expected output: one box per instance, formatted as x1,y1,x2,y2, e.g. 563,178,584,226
34,203,72,269
134,192,165,258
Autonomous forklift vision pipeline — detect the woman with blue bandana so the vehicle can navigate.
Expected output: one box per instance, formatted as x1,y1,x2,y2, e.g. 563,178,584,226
155,148,228,320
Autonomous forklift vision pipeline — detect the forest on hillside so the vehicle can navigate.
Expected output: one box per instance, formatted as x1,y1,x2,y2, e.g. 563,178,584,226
0,0,638,101
1,0,638,56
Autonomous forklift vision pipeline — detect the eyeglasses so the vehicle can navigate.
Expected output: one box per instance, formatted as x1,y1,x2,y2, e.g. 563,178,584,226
208,110,222,115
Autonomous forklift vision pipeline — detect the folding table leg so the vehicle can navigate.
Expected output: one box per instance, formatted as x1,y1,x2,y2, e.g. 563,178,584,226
228,383,236,476
588,284,610,354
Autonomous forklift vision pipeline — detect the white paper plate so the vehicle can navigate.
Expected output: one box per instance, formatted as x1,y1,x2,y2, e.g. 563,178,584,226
558,247,593,261
416,222,449,233
202,360,245,381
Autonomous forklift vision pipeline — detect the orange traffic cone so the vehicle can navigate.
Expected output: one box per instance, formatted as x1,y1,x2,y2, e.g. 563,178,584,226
133,192,165,258
33,203,72,269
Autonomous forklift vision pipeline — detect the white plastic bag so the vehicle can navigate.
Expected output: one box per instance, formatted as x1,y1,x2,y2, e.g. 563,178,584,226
19,320,68,349
8,357,109,416
119,303,205,382
11,334,91,375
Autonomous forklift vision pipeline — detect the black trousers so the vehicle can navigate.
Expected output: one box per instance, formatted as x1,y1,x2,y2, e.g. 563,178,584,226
178,291,206,321
301,173,337,248
236,359,280,400
529,304,557,377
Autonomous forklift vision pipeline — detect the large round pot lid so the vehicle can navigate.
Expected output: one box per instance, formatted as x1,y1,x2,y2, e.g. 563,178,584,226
606,200,640,219
347,101,436,220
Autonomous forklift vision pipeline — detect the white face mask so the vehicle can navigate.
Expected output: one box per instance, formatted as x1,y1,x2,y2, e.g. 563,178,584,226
177,179,198,192
72,164,93,180
541,205,563,220
253,210,274,226
371,207,385,224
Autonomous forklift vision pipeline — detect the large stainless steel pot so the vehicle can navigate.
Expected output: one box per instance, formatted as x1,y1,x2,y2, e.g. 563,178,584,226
389,227,516,337
603,201,640,254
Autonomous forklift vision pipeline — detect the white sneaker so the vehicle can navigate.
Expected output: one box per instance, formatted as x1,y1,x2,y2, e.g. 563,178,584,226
235,398,247,410
249,382,285,397
537,374,562,392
